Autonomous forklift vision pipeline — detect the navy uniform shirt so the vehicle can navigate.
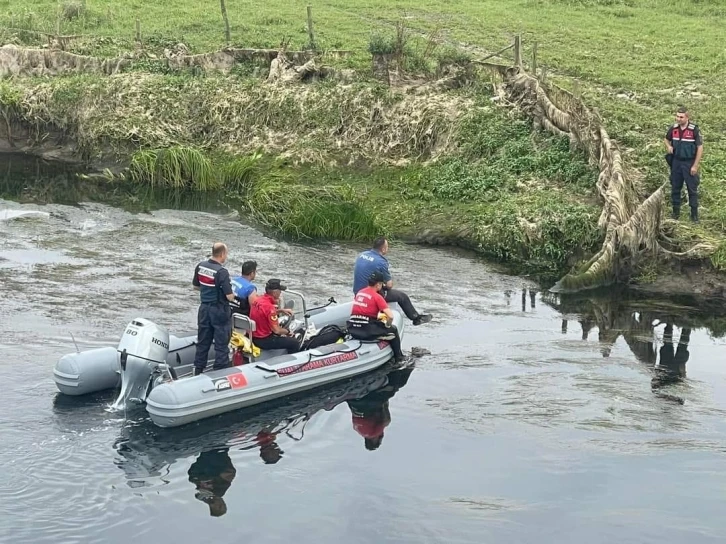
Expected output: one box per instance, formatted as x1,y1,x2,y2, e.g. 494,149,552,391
193,259,233,304
353,250,392,294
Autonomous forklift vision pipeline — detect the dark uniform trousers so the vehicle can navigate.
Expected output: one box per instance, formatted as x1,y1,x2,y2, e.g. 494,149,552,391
194,302,232,371
670,159,699,212
254,334,301,354
347,318,404,359
381,288,418,321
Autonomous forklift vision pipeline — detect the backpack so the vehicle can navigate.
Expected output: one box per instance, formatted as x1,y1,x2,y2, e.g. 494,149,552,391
302,324,347,351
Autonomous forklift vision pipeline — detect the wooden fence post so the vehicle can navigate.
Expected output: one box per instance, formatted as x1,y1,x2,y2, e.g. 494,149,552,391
531,41,538,75
220,0,231,47
513,35,522,67
306,6,315,49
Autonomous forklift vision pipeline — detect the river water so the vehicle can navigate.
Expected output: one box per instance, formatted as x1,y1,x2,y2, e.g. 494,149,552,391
1,155,725,544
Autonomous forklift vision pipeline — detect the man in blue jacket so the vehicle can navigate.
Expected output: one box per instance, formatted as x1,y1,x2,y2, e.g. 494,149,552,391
230,260,258,316
352,237,432,326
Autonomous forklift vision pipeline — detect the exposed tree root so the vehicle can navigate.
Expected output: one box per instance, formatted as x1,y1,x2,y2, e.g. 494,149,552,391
477,65,706,292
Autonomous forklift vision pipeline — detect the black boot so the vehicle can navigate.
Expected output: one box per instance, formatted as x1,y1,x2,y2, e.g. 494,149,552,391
412,314,432,326
672,205,680,220
690,208,699,223
193,367,204,376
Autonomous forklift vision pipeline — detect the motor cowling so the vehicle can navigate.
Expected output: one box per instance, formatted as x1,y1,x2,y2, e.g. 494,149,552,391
110,318,171,412
117,318,170,364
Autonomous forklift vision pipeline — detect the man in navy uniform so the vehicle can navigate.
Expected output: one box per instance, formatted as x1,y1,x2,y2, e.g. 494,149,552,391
353,237,432,326
192,242,236,375
665,107,704,222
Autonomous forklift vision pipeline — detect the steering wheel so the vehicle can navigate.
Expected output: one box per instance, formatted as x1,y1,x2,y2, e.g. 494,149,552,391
278,313,294,330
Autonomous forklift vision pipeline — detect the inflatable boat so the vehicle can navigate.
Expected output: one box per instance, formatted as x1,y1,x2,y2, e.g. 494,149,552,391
53,290,405,428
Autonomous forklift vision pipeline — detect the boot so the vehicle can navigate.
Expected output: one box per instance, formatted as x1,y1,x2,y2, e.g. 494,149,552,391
672,205,680,220
193,367,204,376
412,314,432,326
690,208,699,223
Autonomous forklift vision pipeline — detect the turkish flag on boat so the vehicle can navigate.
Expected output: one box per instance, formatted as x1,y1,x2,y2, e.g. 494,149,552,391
229,372,248,389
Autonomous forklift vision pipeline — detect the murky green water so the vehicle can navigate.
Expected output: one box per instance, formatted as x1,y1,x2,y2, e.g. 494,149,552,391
1,154,725,544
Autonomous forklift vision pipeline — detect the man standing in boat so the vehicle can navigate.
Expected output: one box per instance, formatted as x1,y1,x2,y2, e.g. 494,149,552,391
192,242,236,375
353,237,432,325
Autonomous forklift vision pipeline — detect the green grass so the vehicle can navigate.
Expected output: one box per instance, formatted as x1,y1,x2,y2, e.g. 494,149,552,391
301,102,602,275
128,145,217,189
2,0,724,272
121,146,387,241
5,2,723,184
0,73,467,163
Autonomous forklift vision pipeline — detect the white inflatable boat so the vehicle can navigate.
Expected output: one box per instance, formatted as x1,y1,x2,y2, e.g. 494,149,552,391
53,290,405,428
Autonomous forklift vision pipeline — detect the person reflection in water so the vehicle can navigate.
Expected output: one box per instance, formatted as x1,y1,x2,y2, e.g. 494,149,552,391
256,429,284,464
652,323,691,390
346,367,413,451
187,447,237,517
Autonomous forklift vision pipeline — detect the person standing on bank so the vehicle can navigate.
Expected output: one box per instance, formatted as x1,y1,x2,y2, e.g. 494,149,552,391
665,107,703,222
192,242,236,376
353,237,432,325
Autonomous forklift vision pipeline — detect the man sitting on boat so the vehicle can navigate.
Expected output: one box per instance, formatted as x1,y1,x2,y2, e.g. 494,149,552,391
347,271,405,364
353,237,432,326
230,260,258,316
249,279,301,354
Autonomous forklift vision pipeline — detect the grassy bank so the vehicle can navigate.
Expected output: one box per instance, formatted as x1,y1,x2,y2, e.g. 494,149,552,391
2,0,724,280
111,99,601,274
0,68,601,275
0,73,473,163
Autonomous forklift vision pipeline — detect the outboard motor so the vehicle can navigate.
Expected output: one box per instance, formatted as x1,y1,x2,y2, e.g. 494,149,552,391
110,318,172,412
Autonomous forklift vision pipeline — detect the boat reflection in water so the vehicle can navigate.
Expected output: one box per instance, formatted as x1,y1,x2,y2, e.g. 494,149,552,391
113,364,414,516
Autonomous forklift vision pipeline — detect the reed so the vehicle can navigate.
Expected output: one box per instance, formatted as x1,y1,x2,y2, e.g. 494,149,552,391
128,146,218,191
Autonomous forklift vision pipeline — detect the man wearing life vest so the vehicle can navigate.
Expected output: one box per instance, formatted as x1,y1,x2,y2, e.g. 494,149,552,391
347,271,405,363
665,107,704,222
192,242,236,375
230,260,258,317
